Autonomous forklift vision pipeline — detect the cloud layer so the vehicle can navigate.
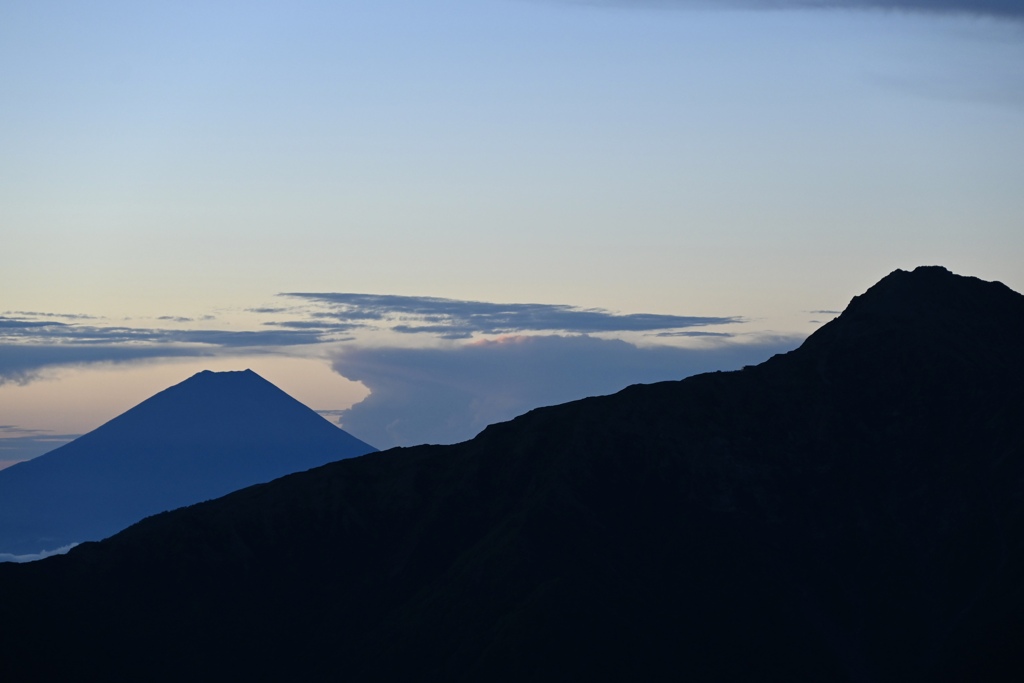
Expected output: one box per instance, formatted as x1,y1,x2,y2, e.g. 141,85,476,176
0,345,217,387
0,315,324,347
2,294,741,385
783,0,1024,17
331,333,800,449
2,297,780,453
0,543,78,563
283,292,739,339
0,426,78,466
0,313,327,385
572,0,1024,19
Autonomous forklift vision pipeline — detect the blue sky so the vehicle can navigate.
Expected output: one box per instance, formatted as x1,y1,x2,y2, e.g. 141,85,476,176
2,0,1022,464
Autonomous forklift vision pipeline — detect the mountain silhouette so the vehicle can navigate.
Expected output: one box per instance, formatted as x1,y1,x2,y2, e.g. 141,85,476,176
1,267,1023,681
0,369,376,556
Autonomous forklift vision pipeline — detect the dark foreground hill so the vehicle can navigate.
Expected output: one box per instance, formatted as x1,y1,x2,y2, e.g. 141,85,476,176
2,266,1023,682
0,369,376,556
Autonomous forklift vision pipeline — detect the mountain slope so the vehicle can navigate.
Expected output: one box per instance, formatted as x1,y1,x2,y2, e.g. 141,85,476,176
1,267,1023,682
0,369,376,555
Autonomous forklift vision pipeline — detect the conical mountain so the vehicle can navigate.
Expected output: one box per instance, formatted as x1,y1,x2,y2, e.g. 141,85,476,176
0,369,376,555
2,267,1023,682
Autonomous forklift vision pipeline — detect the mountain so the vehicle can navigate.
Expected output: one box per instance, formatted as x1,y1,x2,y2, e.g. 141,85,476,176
2,266,1023,682
0,369,376,556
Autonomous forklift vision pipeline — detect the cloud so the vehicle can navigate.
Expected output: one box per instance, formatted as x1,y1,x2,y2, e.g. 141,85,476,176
330,333,800,449
790,0,1024,17
166,329,326,346
0,425,63,436
0,310,336,385
284,292,740,337
0,543,78,563
3,311,98,321
1,295,751,392
561,0,1024,19
0,427,79,465
0,317,68,330
0,344,215,386
653,330,735,338
263,320,361,331
3,294,743,375
0,320,327,347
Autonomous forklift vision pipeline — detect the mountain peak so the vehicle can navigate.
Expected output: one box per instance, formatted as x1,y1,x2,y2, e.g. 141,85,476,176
841,265,1020,321
0,369,376,556
794,266,1024,366
191,368,258,378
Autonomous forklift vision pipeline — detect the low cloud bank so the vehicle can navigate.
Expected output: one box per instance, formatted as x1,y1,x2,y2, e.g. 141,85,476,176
0,543,78,563
332,334,801,449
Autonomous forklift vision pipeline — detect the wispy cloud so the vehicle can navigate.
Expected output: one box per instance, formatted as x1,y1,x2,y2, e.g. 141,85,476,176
263,320,361,331
789,0,1024,18
165,329,327,346
283,292,740,339
0,317,68,330
330,333,800,449
0,320,327,347
0,426,79,465
0,425,65,436
0,311,337,385
654,330,735,338
560,0,1024,19
0,345,214,386
3,311,98,321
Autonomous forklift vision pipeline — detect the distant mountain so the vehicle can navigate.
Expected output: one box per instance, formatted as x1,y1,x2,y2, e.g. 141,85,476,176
2,267,1023,682
0,369,376,555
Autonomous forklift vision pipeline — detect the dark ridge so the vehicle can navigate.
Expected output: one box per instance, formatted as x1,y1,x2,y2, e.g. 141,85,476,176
0,369,376,556
1,267,1022,682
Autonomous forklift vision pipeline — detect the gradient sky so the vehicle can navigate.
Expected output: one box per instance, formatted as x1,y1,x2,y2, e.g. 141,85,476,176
2,0,1022,465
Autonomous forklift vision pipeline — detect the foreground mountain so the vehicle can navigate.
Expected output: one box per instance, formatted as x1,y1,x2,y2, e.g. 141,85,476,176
2,266,1023,681
0,369,376,556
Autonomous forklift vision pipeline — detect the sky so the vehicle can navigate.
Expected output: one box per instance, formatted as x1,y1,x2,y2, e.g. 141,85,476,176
2,0,1022,466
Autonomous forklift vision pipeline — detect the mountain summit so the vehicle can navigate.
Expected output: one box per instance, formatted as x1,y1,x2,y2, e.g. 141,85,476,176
2,267,1023,681
0,369,375,556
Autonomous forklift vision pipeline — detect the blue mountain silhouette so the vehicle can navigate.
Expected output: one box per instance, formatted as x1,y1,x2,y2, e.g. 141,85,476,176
0,369,375,555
